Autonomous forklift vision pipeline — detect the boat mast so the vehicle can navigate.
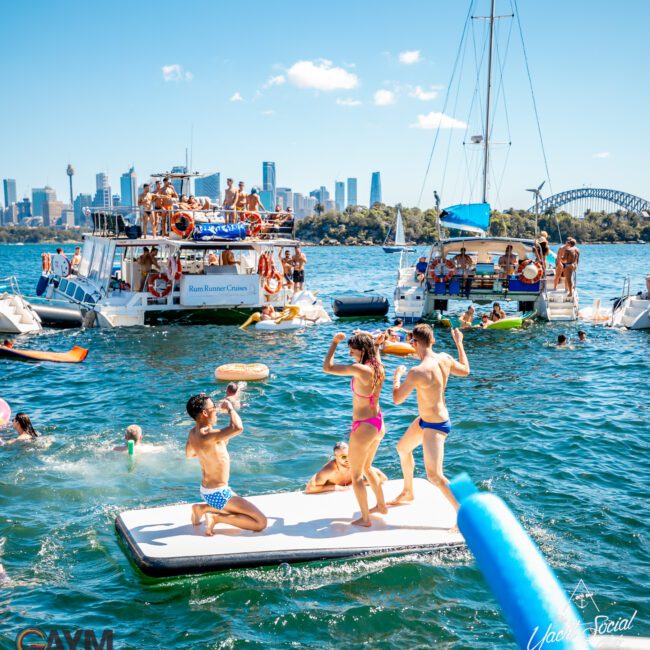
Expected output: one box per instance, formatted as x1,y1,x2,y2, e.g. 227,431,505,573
482,0,496,205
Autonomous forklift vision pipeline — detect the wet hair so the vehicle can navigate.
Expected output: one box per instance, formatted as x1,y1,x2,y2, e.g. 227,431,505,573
333,441,348,453
558,334,567,344
226,382,238,396
411,323,434,347
125,424,142,441
394,318,403,326
186,393,212,420
3,339,12,346
14,412,37,438
578,330,587,339
348,332,385,389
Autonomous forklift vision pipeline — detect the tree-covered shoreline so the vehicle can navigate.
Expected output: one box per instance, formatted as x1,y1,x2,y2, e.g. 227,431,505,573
296,205,650,245
0,226,84,244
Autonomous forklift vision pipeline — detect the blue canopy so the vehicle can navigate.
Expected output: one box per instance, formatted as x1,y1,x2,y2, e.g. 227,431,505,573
439,203,490,235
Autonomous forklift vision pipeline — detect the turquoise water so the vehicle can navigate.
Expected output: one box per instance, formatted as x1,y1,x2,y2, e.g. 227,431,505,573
0,243,648,648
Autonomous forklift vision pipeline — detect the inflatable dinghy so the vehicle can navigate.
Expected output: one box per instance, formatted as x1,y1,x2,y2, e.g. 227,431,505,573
0,345,88,363
332,295,389,318
116,478,463,576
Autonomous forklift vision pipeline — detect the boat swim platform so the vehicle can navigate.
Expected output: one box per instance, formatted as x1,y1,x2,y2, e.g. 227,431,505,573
116,478,464,577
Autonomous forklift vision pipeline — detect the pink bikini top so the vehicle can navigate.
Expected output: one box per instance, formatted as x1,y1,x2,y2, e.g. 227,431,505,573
350,377,377,407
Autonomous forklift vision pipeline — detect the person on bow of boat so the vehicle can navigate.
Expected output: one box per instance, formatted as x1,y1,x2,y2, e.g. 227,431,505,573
323,332,387,527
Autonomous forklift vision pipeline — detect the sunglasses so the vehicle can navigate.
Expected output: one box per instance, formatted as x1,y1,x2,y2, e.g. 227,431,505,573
337,454,349,461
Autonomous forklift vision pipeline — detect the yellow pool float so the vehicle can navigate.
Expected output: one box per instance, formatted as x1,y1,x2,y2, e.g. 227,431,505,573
382,342,416,357
214,363,270,381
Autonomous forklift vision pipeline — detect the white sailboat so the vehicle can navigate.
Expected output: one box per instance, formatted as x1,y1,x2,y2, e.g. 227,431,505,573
383,208,414,253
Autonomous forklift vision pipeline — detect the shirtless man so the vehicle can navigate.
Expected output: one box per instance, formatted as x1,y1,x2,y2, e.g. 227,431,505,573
245,187,267,214
138,183,154,237
136,247,160,291
305,441,388,494
498,245,517,278
453,247,474,272
185,393,267,536
160,177,178,236
152,180,165,236
234,181,247,222
292,246,307,291
554,239,570,289
281,250,294,290
260,304,277,321
459,305,475,328
390,324,470,515
112,424,156,454
562,238,580,297
70,246,82,274
223,178,238,225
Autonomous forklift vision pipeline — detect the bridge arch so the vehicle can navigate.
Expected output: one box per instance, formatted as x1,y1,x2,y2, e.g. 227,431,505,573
528,188,650,215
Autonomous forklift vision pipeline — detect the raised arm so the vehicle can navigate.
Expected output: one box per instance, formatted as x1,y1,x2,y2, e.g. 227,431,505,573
201,403,244,443
448,328,470,376
323,332,356,376
393,364,418,404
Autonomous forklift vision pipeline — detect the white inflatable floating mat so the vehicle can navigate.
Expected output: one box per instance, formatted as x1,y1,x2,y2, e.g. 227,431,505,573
116,478,464,576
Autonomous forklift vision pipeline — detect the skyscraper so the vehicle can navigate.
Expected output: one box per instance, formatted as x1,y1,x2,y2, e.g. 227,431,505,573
346,177,358,207
32,186,56,217
262,162,276,206
120,166,137,208
276,187,293,210
74,193,92,226
170,165,188,196
335,181,345,212
43,198,64,227
195,173,221,202
93,173,112,209
3,179,17,208
370,171,382,207
309,186,330,205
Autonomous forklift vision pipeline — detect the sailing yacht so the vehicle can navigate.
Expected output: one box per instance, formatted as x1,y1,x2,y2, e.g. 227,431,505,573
394,0,578,323
383,208,414,253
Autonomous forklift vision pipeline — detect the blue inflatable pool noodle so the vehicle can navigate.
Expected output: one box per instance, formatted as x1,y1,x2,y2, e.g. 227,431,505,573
450,473,589,649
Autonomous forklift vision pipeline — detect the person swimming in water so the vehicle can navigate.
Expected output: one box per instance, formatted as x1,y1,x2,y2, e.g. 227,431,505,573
1,413,39,446
223,382,241,411
305,441,388,494
185,393,267,536
323,332,387,526
390,324,470,519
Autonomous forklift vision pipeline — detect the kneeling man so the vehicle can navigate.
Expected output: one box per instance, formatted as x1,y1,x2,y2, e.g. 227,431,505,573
186,393,267,536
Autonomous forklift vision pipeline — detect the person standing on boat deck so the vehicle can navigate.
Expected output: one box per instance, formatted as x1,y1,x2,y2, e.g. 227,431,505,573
185,393,267,536
223,178,237,225
245,187,267,214
497,245,518,278
562,238,580,298
281,249,295,290
70,246,82,274
390,324,469,517
323,332,388,527
138,183,154,238
292,247,307,291
160,177,178,237
136,247,160,292
152,180,164,236
554,239,571,290
234,181,247,222
533,235,550,275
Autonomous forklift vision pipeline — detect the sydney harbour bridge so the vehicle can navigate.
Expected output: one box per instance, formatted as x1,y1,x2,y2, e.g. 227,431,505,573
527,188,650,217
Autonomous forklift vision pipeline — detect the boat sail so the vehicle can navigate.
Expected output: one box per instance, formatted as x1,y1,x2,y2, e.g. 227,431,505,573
383,208,414,253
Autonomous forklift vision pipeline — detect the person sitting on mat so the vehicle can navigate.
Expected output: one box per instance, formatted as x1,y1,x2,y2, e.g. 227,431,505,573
305,441,388,494
185,393,267,536
1,413,39,446
260,304,278,321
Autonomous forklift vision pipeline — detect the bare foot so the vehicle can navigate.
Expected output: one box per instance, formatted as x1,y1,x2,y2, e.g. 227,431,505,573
370,504,388,515
351,516,372,527
191,504,204,526
388,492,414,507
205,513,221,536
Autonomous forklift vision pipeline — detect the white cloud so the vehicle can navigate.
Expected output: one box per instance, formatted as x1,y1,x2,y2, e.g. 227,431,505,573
161,64,193,82
410,85,439,101
336,98,362,107
592,152,610,159
410,111,467,129
230,92,244,102
287,59,358,91
399,50,421,64
265,75,286,87
374,89,397,106
261,110,275,116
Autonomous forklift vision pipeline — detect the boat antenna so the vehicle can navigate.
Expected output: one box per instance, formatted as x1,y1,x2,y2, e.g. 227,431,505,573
434,190,441,241
482,0,496,205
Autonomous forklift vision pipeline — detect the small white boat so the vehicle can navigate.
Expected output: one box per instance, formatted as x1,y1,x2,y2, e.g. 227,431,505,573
610,276,650,330
0,278,42,334
383,208,414,253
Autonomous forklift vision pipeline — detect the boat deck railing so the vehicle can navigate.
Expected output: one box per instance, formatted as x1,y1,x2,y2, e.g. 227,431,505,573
0,275,23,297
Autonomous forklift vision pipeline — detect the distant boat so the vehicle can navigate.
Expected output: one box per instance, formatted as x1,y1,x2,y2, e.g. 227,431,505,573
383,208,414,253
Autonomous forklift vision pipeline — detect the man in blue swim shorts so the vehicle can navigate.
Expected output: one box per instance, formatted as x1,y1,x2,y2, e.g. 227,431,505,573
390,324,470,521
186,393,267,536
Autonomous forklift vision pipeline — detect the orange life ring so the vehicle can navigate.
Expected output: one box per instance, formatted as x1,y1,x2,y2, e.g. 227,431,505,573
148,273,172,298
257,254,269,277
431,257,455,282
517,260,543,284
263,269,283,294
171,212,194,238
41,252,51,273
240,212,263,237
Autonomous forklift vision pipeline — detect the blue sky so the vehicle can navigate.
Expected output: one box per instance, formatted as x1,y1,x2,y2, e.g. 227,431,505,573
2,0,649,210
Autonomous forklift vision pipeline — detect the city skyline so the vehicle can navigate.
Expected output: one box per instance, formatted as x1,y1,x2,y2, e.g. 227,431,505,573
2,1,647,212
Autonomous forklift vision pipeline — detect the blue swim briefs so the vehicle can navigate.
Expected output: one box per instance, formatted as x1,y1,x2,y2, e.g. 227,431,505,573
200,485,233,511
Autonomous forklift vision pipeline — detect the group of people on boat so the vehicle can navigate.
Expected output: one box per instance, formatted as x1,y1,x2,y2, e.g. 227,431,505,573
137,176,294,238
185,324,470,535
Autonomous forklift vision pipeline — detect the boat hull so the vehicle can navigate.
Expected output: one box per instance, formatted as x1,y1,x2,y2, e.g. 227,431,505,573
383,246,414,253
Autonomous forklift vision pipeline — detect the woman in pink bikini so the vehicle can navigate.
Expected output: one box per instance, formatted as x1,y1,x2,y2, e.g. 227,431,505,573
323,332,388,527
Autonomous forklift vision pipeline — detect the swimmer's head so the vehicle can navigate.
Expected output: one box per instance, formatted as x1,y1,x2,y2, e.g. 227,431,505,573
394,318,403,327
557,334,567,346
481,314,489,322
13,412,37,438
333,441,350,468
578,331,587,341
411,323,435,352
125,424,142,443
186,393,217,424
467,306,475,314
226,382,238,396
